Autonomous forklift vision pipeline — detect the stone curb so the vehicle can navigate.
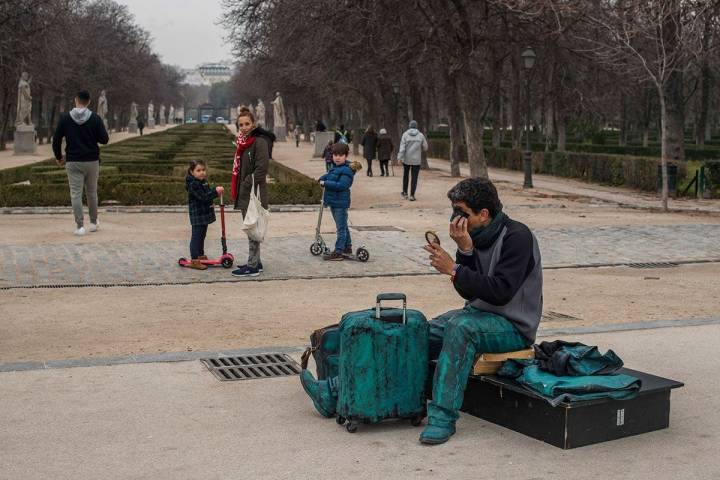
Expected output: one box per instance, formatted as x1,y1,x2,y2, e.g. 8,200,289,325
1,317,718,374
1,205,319,215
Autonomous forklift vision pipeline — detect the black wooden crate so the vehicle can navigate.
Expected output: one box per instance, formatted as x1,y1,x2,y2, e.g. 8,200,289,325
460,367,684,449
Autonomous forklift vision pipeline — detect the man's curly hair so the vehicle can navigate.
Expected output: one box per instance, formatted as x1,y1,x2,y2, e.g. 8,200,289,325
447,178,503,217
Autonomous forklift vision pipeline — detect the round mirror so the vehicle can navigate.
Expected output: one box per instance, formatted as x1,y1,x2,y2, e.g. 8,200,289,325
425,231,441,246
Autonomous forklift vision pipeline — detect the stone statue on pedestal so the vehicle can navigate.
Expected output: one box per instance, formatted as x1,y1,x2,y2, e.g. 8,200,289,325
169,105,175,124
128,102,139,133
97,90,109,130
13,72,37,154
16,72,33,127
256,99,266,127
147,101,156,128
159,104,166,126
271,91,287,141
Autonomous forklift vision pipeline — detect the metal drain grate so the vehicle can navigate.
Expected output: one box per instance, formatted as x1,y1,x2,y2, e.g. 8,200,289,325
627,262,679,269
350,225,405,232
201,353,301,381
542,311,582,322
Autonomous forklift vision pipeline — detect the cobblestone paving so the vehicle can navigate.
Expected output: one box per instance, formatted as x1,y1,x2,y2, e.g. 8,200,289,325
2,224,720,288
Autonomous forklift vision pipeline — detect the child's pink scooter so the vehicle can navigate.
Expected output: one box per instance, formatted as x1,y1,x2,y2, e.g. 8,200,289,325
178,193,235,269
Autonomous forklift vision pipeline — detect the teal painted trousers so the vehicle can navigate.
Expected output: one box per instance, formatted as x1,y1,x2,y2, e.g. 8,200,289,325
314,306,529,427
427,306,530,427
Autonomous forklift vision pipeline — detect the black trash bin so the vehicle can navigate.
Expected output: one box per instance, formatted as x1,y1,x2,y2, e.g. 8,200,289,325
657,164,678,196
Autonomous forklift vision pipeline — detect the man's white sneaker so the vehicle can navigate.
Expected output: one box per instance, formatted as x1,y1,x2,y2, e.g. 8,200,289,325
89,221,99,232
74,227,86,236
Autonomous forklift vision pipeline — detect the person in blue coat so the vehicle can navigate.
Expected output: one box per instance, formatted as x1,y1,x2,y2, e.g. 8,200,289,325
318,142,361,260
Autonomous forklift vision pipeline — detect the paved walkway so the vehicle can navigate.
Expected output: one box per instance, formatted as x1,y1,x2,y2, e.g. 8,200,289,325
0,323,715,480
0,124,179,171
429,158,720,214
2,224,719,288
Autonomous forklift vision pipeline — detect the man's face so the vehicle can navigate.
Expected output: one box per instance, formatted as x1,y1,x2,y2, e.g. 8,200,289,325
452,201,490,231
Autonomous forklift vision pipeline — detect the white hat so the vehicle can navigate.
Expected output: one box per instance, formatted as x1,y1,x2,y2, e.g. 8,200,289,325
379,128,387,134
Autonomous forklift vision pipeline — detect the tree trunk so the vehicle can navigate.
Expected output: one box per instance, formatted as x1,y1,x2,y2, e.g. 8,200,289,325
446,73,464,177
618,92,627,146
490,44,503,149
557,118,566,152
659,73,685,211
510,46,522,148
457,70,488,179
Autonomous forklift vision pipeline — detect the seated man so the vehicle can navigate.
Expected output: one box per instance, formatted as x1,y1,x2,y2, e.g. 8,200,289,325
420,177,542,444
300,178,542,445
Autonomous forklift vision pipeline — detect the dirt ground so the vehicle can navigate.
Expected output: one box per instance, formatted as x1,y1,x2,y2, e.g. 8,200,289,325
1,263,718,363
2,140,720,364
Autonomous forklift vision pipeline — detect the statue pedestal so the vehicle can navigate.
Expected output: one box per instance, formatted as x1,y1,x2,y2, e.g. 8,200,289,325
313,131,335,157
128,121,138,134
148,118,156,129
13,125,37,155
159,119,166,127
274,126,287,142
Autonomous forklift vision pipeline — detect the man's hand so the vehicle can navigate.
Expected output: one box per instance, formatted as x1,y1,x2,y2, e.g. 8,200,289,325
449,216,472,252
424,242,455,275
56,156,66,167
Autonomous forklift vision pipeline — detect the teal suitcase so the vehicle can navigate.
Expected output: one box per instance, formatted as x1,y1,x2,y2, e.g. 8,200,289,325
336,293,429,433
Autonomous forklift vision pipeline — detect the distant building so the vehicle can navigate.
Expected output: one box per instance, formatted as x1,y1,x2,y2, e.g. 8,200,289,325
182,62,233,86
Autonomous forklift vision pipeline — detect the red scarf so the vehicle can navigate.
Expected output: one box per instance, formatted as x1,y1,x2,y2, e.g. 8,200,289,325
231,131,256,200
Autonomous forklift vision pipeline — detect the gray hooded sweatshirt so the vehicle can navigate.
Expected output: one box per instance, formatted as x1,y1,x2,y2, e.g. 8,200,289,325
397,128,428,166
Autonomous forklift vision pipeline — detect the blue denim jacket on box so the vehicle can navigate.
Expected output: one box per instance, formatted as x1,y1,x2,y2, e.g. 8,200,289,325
320,162,355,208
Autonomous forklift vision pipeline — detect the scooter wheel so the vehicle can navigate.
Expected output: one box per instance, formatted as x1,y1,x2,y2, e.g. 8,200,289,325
221,257,233,268
356,248,370,262
336,415,346,425
310,242,323,256
346,422,357,433
178,258,187,266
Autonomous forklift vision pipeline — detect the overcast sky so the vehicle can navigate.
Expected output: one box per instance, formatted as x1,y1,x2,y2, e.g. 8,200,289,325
115,0,231,69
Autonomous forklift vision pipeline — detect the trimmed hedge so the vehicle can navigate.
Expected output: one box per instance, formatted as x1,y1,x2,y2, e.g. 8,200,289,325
0,123,322,206
428,138,685,192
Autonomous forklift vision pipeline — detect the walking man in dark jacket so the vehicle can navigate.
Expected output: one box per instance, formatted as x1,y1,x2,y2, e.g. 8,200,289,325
52,90,109,236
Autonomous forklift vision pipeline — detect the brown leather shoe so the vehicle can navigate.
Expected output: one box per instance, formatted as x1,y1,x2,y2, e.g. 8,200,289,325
188,259,208,270
343,246,353,255
324,251,344,261
198,255,208,260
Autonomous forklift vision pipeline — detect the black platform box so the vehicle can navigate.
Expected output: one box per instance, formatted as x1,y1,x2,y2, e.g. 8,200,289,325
460,367,684,449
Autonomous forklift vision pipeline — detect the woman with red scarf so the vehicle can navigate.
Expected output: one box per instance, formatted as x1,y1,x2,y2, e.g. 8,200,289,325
230,107,275,277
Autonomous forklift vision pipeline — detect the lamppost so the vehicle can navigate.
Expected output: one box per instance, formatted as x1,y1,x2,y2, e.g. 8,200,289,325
392,82,400,164
521,47,536,188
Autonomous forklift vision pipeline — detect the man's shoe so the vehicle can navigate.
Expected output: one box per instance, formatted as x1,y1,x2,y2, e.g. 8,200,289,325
299,370,337,418
323,251,344,261
198,255,208,260
231,265,260,277
419,423,456,445
401,192,408,199
409,195,416,201
257,262,264,272
188,259,208,270
88,221,99,232
343,246,353,255
74,227,86,236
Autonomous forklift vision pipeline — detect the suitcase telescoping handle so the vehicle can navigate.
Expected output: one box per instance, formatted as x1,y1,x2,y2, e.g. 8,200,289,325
375,293,407,324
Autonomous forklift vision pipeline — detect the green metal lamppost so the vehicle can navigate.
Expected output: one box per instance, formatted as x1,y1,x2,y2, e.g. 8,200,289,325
522,47,536,188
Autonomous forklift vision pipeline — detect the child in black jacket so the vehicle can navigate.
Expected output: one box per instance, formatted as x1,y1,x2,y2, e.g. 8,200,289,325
186,160,223,270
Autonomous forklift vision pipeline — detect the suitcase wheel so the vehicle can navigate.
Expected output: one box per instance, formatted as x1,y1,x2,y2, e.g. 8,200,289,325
336,415,346,425
411,415,424,427
346,422,358,433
